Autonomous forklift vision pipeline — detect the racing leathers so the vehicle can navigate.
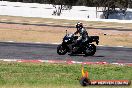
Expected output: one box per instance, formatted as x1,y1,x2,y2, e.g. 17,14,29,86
74,26,88,46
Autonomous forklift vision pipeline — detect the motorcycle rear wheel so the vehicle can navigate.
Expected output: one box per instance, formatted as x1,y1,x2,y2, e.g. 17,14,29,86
85,44,96,56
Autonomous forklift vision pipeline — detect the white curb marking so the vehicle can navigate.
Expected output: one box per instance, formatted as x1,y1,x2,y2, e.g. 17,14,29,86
0,59,131,66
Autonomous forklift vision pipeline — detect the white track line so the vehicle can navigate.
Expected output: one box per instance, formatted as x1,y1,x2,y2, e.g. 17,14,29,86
7,41,14,42
97,45,104,46
117,46,124,47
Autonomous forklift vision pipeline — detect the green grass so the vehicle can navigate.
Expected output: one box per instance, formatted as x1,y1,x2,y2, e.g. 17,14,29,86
0,62,131,88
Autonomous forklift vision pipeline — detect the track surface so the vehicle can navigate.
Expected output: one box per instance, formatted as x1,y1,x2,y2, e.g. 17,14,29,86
0,42,131,63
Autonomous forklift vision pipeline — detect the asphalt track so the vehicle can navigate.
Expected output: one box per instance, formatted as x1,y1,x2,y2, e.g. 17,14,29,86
0,42,131,63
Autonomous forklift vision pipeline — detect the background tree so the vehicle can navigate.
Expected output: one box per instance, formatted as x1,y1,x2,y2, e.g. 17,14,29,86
94,0,130,19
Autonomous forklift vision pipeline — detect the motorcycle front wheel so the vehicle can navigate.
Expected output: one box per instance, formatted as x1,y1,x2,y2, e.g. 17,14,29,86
57,44,67,55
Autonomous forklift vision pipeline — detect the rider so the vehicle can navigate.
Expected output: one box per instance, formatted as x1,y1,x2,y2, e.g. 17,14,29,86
74,22,88,47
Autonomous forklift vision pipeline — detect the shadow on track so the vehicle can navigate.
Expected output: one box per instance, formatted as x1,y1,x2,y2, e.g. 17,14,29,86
68,54,104,57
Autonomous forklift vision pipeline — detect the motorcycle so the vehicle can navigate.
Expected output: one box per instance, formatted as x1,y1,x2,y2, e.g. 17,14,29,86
57,30,99,56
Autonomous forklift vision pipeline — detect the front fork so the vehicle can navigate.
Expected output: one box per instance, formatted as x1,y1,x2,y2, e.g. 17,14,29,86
61,42,70,52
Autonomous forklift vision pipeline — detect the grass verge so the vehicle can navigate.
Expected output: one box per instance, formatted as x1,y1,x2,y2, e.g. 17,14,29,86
0,61,131,88
0,15,132,30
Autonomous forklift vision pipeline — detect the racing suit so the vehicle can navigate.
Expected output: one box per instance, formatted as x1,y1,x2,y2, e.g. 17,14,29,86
74,26,88,46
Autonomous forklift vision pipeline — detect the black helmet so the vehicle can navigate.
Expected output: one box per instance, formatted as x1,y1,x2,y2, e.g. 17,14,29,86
76,22,83,29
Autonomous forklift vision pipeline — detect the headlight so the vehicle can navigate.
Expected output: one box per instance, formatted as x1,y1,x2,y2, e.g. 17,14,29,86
64,40,68,42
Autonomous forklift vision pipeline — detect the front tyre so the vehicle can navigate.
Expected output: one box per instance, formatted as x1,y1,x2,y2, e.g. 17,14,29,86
85,44,96,56
57,44,67,55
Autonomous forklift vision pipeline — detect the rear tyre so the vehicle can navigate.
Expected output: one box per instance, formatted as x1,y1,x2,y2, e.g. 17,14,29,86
85,44,96,56
57,44,67,55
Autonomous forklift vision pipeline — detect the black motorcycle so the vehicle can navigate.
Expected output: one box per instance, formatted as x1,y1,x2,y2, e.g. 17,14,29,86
57,30,99,56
